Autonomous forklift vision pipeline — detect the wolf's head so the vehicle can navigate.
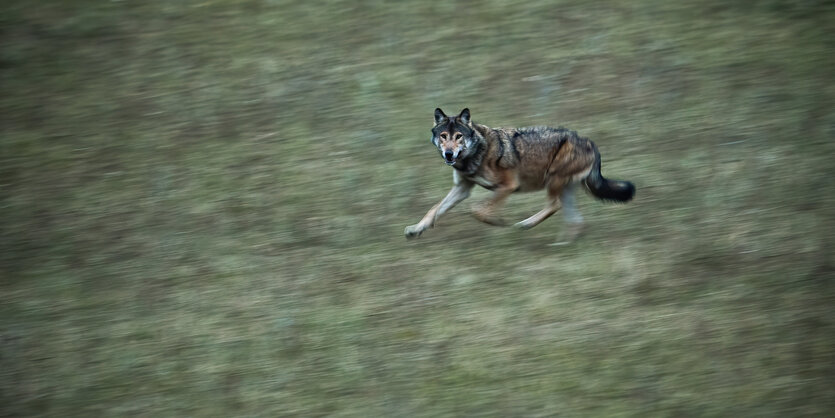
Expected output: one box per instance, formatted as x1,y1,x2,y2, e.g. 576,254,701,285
431,108,477,166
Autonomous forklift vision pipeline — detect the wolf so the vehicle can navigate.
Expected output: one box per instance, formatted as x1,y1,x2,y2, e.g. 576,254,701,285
404,108,635,244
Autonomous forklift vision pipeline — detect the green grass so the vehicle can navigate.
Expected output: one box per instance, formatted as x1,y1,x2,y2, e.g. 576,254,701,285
1,0,834,416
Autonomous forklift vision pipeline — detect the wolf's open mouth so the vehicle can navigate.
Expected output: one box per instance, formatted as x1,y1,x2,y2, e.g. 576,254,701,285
445,159,456,165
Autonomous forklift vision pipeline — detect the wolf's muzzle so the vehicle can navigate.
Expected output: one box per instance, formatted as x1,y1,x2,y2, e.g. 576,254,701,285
444,151,455,165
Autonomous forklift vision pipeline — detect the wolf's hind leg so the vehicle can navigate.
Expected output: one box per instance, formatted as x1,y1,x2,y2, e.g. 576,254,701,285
513,180,564,230
513,200,560,230
560,182,583,225
550,183,585,245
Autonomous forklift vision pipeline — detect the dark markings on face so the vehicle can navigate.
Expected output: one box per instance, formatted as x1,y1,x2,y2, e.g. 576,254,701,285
432,118,474,147
431,109,477,165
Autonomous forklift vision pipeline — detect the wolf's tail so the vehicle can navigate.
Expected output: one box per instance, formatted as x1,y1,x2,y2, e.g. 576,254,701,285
583,146,635,202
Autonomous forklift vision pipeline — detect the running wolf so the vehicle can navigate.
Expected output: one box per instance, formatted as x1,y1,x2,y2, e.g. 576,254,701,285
404,108,635,243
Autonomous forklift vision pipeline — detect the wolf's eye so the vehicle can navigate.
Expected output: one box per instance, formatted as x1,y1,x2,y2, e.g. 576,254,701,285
439,132,448,140
454,133,463,140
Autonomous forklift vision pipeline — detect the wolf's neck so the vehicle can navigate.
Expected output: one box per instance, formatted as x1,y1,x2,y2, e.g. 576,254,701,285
453,131,487,175
471,123,495,138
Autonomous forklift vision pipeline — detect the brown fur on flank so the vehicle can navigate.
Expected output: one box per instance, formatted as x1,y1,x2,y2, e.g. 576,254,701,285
405,108,634,242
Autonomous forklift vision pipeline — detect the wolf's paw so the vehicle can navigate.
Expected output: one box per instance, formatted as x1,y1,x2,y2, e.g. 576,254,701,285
549,222,585,246
548,240,571,246
512,221,533,230
404,224,424,240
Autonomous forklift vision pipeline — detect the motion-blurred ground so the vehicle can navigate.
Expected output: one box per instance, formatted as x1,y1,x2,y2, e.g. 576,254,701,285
1,0,833,416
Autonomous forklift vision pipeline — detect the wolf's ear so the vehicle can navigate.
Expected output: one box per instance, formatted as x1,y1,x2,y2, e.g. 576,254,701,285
434,108,448,124
458,108,471,124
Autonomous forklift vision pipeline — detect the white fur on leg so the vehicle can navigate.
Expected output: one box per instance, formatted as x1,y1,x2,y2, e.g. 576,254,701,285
560,183,583,225
550,184,584,246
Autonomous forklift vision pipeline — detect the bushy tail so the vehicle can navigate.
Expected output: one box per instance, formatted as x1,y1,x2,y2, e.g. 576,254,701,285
584,147,635,202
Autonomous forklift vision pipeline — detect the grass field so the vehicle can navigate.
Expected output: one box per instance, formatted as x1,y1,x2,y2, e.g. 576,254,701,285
2,0,834,416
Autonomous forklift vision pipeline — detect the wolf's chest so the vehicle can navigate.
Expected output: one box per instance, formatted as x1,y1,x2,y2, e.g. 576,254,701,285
466,174,497,190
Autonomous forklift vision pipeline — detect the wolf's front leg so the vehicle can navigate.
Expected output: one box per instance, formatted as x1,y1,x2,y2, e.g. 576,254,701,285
405,180,473,239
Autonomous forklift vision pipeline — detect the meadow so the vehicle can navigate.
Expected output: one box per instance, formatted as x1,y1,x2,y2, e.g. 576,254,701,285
1,0,833,416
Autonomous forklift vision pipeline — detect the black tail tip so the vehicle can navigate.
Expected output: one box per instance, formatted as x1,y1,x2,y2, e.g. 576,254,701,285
602,180,635,202
584,176,636,202
619,182,636,202
625,182,635,202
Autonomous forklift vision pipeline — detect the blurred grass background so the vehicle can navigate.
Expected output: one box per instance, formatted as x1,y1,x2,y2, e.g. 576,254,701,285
1,0,834,416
